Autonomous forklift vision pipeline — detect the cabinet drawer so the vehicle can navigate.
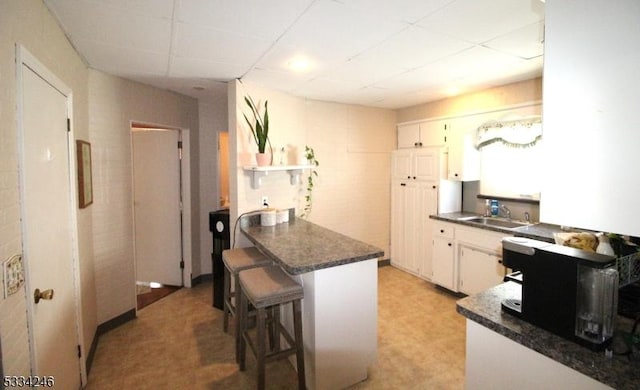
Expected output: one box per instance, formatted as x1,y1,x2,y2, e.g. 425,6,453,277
433,223,454,239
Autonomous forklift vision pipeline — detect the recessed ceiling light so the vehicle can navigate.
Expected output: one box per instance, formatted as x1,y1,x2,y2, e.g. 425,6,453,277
288,57,311,72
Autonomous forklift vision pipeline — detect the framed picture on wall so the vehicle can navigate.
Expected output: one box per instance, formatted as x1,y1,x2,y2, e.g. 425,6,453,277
76,140,93,208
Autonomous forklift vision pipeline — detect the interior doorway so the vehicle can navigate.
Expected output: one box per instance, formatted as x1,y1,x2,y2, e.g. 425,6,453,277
131,125,192,309
17,45,84,387
218,131,230,208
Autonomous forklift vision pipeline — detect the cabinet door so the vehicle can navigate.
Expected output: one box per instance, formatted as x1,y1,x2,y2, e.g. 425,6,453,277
403,183,422,274
391,150,413,180
458,246,505,295
419,120,448,146
397,123,421,148
418,184,438,280
390,182,407,269
413,149,439,181
447,119,480,181
432,236,456,291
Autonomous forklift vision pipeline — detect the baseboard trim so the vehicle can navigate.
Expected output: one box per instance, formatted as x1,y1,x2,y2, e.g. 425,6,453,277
96,308,136,336
192,273,213,286
85,331,99,374
378,258,391,267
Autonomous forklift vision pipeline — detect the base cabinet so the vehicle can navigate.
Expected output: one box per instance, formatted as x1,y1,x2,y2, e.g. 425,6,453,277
431,221,511,293
458,246,505,295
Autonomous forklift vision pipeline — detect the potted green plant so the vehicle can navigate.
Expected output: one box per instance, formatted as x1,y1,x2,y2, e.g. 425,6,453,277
242,95,271,166
301,145,319,218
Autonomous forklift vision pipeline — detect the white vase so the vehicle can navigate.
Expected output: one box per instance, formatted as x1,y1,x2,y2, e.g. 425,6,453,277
255,153,270,166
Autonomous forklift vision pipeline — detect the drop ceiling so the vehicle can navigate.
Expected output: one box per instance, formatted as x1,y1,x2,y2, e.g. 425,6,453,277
44,0,544,109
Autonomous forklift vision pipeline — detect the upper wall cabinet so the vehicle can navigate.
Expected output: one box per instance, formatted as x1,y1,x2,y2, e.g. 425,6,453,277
397,120,448,148
391,148,441,182
541,0,640,236
446,117,480,182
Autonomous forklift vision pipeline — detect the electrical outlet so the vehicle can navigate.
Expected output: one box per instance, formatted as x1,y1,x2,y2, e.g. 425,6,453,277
261,196,269,208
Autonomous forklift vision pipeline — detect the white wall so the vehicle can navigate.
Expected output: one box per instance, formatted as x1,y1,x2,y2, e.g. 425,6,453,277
0,0,95,376
89,70,199,323
229,80,395,257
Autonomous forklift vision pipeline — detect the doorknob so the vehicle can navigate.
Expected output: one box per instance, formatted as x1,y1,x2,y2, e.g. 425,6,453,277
34,288,54,304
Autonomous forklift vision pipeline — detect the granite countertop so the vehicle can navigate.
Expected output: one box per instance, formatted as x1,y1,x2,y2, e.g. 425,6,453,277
431,212,567,243
457,282,640,389
240,217,384,275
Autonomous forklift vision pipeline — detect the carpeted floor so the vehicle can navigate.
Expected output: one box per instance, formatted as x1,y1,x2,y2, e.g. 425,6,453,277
87,266,466,389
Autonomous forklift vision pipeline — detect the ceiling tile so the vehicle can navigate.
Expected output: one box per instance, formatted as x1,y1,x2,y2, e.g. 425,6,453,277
278,0,408,64
177,0,314,40
483,21,544,59
173,22,271,66
169,57,247,80
417,0,544,44
337,0,456,23
74,39,169,76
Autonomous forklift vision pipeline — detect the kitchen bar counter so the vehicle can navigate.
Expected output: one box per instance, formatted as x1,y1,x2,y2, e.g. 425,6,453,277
457,282,640,389
240,215,382,390
240,216,384,274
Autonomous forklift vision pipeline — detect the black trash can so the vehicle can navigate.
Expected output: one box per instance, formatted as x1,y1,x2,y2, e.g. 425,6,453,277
209,209,230,310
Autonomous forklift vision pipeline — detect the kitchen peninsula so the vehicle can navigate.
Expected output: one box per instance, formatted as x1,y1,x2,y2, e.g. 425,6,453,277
457,282,640,389
240,215,383,390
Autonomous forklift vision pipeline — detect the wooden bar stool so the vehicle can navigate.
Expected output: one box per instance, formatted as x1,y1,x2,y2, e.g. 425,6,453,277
238,265,305,390
222,247,272,361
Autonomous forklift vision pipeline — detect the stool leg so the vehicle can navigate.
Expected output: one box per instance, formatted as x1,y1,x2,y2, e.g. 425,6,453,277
293,299,306,390
222,267,231,333
238,287,247,371
234,273,242,363
256,307,267,390
271,305,281,353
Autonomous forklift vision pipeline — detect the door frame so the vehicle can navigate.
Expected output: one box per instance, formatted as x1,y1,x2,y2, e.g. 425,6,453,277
130,123,192,292
15,45,86,384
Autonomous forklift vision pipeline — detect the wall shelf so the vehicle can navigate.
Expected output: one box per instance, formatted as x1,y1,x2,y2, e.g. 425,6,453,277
243,165,313,189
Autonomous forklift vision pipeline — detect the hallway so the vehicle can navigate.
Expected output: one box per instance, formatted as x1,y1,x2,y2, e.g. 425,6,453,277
87,266,466,389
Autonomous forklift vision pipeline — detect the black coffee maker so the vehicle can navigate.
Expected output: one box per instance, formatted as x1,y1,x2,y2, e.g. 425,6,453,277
502,237,618,350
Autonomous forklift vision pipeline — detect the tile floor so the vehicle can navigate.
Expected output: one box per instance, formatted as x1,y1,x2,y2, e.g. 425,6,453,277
86,266,466,389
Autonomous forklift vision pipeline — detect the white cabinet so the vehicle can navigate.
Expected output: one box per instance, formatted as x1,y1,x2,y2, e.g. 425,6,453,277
397,120,448,148
430,221,510,293
432,223,456,290
458,246,505,295
446,118,480,181
391,148,440,181
541,1,640,237
391,181,438,277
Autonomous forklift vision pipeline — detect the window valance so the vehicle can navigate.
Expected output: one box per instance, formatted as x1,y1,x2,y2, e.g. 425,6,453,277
475,117,542,149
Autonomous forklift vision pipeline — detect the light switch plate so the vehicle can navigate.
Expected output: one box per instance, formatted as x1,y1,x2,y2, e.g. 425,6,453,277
4,254,24,298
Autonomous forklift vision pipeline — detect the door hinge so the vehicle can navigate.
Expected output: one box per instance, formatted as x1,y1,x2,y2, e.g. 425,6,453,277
77,345,82,358
177,141,183,149
67,118,71,132
180,260,185,269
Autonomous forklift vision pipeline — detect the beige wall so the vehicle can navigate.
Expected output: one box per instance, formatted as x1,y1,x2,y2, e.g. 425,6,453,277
229,80,396,257
397,78,543,122
0,0,95,376
198,89,228,275
89,70,199,323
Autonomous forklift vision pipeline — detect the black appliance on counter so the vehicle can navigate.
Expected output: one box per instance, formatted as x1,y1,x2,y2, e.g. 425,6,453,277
501,237,619,350
209,209,230,310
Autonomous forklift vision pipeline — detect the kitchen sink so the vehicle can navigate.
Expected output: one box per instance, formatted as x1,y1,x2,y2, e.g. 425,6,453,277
458,216,531,229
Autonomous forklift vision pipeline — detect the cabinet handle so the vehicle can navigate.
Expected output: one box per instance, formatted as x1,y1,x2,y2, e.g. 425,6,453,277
400,183,406,186
414,142,418,147
454,173,459,177
440,229,444,233
407,176,411,179
413,176,416,179
448,243,452,247
432,185,436,189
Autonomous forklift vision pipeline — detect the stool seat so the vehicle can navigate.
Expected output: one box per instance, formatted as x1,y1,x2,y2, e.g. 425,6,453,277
238,265,306,390
240,265,303,309
221,247,272,362
222,247,272,273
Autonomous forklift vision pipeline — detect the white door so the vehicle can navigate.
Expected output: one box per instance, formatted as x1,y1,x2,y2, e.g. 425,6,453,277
20,60,81,388
133,129,183,286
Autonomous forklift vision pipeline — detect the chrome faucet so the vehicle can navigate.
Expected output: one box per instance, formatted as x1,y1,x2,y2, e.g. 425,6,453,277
524,211,530,223
499,204,511,220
